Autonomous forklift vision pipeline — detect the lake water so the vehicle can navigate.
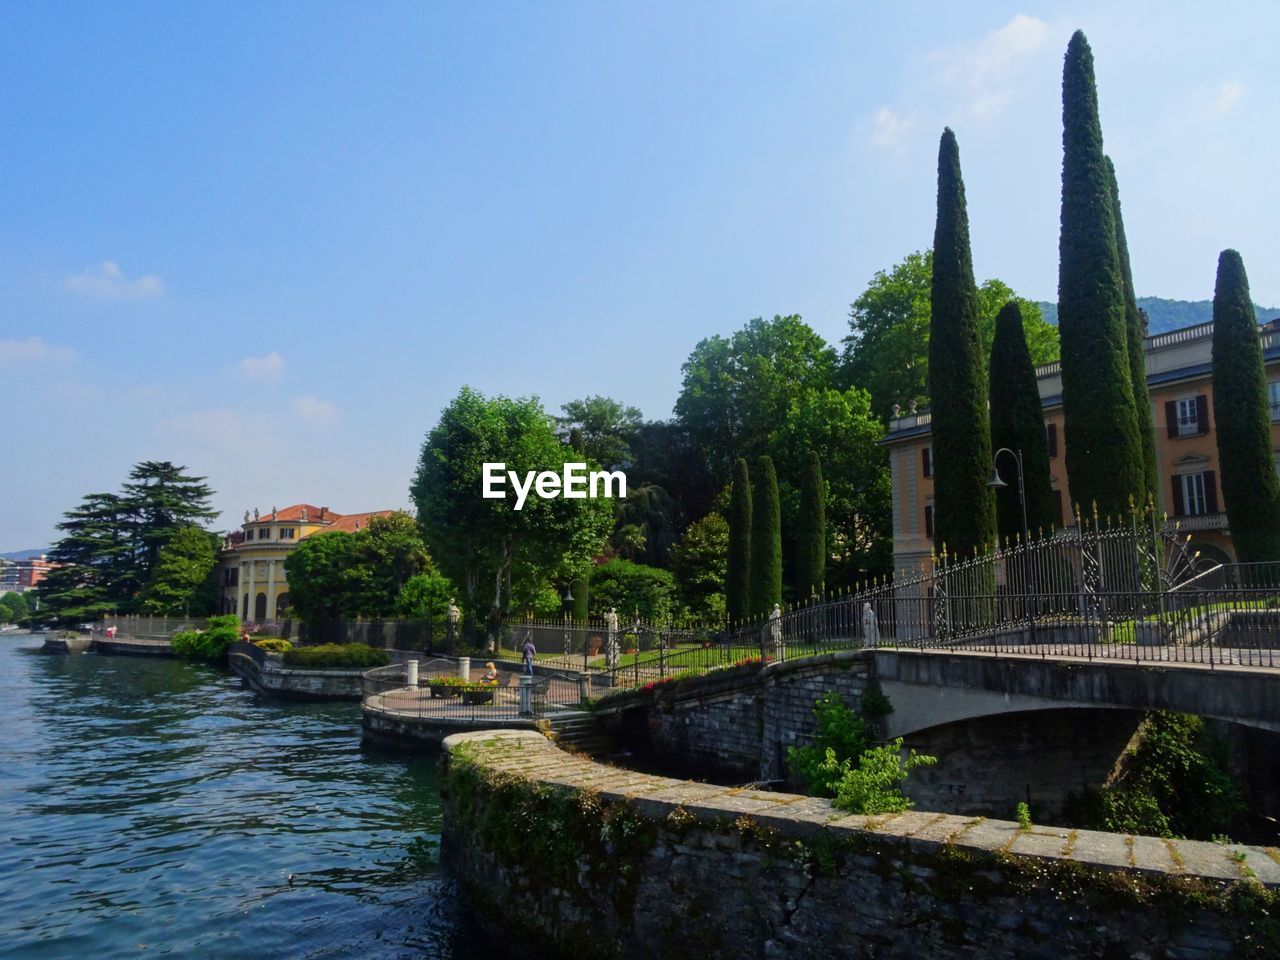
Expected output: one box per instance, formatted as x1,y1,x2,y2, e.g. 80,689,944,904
0,634,498,959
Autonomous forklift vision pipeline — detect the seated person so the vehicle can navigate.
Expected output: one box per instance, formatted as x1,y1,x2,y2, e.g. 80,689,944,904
481,661,499,684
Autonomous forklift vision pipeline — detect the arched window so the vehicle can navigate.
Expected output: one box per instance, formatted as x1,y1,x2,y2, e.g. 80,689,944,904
275,593,290,618
254,592,268,621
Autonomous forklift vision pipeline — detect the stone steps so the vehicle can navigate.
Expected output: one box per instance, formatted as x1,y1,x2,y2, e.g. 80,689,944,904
546,712,622,759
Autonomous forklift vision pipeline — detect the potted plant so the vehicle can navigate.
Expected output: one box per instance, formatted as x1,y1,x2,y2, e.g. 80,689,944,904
461,683,495,705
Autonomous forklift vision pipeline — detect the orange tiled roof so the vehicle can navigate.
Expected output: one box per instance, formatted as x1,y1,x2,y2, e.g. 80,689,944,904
246,505,396,529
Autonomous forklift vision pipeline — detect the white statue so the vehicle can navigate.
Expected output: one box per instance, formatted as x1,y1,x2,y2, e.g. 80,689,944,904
253,508,260,521
447,598,461,625
244,509,250,525
862,602,879,647
604,607,619,671
271,505,278,520
764,603,783,660
301,505,308,522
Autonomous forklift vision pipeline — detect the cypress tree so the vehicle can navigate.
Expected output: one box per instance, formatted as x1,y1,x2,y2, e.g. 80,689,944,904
727,458,752,623
1107,156,1159,508
927,128,995,558
570,576,588,624
988,302,1056,545
1057,31,1146,518
749,456,782,618
1212,250,1280,563
796,452,826,602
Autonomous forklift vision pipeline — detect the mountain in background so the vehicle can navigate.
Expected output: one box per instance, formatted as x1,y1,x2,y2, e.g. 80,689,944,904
0,549,47,561
1037,297,1280,334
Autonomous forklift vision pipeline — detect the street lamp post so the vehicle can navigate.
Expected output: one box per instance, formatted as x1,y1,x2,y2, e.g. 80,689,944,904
988,448,1035,633
562,577,589,669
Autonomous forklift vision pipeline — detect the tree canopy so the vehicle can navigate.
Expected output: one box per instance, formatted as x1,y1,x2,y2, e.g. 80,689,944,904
840,250,1057,421
138,525,219,616
411,387,614,631
557,396,644,469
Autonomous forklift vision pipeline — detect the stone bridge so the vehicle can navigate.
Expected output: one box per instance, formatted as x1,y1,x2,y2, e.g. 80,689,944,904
595,649,1280,821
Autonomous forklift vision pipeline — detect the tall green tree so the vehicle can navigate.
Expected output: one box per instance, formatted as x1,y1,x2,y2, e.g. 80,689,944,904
1212,250,1280,563
557,396,643,469
795,452,826,601
839,250,1057,421
137,525,219,616
37,492,134,623
670,512,729,620
988,303,1056,544
727,458,752,623
1107,156,1159,507
122,461,217,585
411,387,613,632
927,128,995,559
1057,31,1146,518
749,456,782,618
675,315,836,481
588,558,679,623
283,533,364,623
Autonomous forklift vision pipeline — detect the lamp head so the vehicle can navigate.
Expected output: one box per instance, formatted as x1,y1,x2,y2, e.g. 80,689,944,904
987,467,1007,489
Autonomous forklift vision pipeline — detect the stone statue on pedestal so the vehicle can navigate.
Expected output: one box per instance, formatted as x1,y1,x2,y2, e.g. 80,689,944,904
862,602,879,647
604,607,619,672
764,603,783,660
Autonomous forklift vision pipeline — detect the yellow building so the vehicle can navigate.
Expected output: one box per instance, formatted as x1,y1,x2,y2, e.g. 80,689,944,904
881,320,1280,580
218,504,393,621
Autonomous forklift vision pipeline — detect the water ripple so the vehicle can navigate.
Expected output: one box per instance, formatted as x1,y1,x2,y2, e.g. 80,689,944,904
0,636,495,959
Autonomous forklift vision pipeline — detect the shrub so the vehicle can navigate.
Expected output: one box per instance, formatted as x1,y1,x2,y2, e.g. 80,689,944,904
823,739,937,815
281,643,389,669
254,637,292,653
787,692,870,797
171,614,241,662
1016,801,1032,830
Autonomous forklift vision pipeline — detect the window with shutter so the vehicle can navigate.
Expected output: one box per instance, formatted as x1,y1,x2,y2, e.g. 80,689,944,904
922,446,932,478
1171,475,1186,517
1046,423,1058,458
924,505,934,539
1175,397,1202,437
1165,400,1178,439
1195,394,1209,435
1176,473,1208,515
1203,470,1218,513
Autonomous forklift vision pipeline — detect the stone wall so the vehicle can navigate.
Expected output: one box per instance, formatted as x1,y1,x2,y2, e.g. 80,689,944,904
229,647,365,701
442,730,1279,960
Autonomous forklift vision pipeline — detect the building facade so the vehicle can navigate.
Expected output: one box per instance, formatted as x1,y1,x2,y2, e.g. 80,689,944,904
218,504,394,621
881,320,1280,580
0,555,55,592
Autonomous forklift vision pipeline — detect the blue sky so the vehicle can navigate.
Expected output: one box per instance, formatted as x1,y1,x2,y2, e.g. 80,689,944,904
3,2,1277,550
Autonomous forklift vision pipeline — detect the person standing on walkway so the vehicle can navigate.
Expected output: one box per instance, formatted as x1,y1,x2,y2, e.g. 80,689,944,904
522,632,536,677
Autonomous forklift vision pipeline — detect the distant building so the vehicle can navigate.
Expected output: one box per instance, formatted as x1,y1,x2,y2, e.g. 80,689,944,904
218,504,394,621
0,555,55,592
880,320,1280,579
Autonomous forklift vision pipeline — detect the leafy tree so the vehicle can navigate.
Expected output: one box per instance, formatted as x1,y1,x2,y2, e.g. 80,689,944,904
626,420,718,531
1,591,29,624
669,512,729,620
411,387,613,633
795,452,826,601
137,525,219,616
769,386,891,585
1057,31,1146,518
557,396,643,469
675,315,836,481
587,558,678,623
988,302,1056,543
928,128,995,559
37,493,134,623
749,456,782,618
727,458,752,623
283,532,364,623
612,483,677,567
171,614,241,662
1107,156,1159,507
359,512,431,611
122,461,217,585
1212,250,1280,563
396,572,459,620
840,250,1056,421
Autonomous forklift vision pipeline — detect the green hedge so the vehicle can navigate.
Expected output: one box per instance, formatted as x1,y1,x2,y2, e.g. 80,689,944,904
253,637,292,653
281,642,389,669
172,614,241,662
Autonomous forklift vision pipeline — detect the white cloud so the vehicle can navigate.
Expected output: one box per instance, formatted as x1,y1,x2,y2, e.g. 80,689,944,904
1213,80,1244,114
237,351,286,382
930,14,1050,120
870,107,916,149
292,395,337,425
64,261,165,301
0,336,76,366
